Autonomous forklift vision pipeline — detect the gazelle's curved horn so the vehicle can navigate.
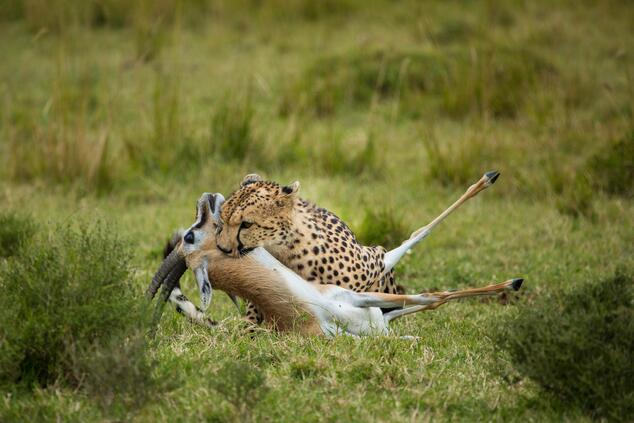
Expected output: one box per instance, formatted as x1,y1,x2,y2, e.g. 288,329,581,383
159,258,187,303
146,248,184,300
151,258,188,327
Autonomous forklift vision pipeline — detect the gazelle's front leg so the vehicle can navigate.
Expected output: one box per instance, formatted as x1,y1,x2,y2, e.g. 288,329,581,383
168,284,217,328
384,171,500,273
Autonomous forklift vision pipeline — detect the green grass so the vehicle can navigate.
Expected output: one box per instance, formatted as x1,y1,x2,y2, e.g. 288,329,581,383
0,0,633,421
0,221,166,420
495,272,634,420
0,210,36,258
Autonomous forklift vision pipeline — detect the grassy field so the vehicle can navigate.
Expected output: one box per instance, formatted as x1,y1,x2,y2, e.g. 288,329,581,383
1,0,633,421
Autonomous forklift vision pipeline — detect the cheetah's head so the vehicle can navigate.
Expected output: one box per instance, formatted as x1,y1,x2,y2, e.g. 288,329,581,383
216,174,300,257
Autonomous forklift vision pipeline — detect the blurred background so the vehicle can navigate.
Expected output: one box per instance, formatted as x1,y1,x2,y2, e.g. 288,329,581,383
0,1,633,421
1,0,632,210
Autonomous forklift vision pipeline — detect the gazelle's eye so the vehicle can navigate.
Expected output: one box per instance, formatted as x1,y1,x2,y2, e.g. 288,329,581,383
240,221,253,229
184,231,195,244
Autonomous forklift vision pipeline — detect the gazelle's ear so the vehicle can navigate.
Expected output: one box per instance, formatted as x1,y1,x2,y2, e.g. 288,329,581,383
197,193,224,223
241,174,263,186
195,194,211,226
210,193,225,222
281,181,300,196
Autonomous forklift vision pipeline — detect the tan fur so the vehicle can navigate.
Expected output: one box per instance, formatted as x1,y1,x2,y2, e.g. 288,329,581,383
358,281,516,306
216,175,403,324
180,218,322,335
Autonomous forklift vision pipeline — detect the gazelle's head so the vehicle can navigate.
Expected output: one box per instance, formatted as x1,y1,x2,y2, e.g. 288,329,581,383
179,193,225,270
147,193,225,312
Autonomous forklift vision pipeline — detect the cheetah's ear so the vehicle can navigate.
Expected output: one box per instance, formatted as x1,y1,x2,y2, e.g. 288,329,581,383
281,181,300,196
241,173,263,186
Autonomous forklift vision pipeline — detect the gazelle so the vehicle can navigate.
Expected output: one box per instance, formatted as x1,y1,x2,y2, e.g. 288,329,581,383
147,171,523,337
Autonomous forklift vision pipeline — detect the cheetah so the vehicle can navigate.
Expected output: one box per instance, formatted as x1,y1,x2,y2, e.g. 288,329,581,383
216,174,405,324
148,191,522,337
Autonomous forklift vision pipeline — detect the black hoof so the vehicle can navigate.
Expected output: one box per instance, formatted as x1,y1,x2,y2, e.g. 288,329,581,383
511,278,524,291
485,170,500,184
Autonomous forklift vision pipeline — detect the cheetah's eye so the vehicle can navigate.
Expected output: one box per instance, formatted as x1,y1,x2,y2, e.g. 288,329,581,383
240,221,253,229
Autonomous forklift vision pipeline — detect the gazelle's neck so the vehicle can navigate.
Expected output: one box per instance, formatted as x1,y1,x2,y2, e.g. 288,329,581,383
207,248,323,334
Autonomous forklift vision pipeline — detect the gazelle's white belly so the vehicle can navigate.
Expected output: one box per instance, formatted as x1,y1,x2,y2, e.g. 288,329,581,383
312,295,389,337
250,248,389,337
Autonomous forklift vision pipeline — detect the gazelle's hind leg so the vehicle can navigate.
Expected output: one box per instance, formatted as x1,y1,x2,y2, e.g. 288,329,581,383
349,278,523,311
383,171,500,273
382,278,524,323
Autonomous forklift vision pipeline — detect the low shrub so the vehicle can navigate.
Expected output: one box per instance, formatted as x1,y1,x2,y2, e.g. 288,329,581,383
252,0,357,22
279,50,445,118
440,45,556,119
356,207,409,249
3,0,209,33
0,221,162,411
209,361,268,422
280,45,556,119
587,131,634,198
0,211,36,258
539,155,596,218
422,131,501,188
494,272,634,420
5,62,114,193
209,94,261,164
316,131,382,177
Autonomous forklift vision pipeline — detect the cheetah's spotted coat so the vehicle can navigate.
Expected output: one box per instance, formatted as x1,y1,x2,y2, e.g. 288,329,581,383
216,174,403,324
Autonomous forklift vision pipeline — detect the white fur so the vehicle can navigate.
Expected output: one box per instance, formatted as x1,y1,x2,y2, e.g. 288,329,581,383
183,173,505,337
224,248,390,336
169,287,213,327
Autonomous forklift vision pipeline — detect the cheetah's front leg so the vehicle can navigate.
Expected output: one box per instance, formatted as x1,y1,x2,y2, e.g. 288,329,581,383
244,301,264,325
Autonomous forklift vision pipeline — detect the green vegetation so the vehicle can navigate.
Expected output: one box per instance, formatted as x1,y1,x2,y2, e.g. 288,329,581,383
0,222,166,419
209,92,260,163
587,131,634,198
0,211,36,258
495,272,634,420
0,0,633,420
209,361,269,422
357,207,409,249
280,45,556,120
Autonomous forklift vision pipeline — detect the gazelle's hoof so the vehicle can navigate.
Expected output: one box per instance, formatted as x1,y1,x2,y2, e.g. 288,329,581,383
511,278,524,291
485,170,500,185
